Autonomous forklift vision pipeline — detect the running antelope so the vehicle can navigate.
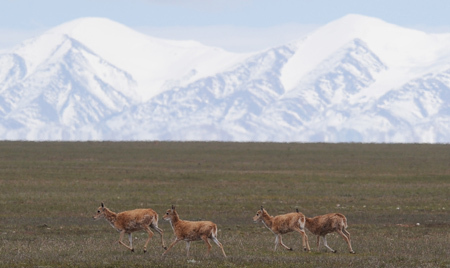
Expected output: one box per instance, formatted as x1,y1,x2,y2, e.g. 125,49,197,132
93,202,166,252
301,209,355,254
253,206,310,252
162,205,227,257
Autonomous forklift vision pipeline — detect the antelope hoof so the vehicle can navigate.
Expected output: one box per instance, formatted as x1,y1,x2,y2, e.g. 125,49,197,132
332,250,337,253
289,248,293,251
163,246,168,250
131,248,135,252
350,250,356,254
144,249,147,253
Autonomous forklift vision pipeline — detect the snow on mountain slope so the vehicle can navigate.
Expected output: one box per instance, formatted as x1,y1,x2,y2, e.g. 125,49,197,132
104,44,295,141
0,17,251,140
251,37,388,141
0,35,137,140
48,17,250,100
281,14,450,94
373,68,450,142
1,14,450,142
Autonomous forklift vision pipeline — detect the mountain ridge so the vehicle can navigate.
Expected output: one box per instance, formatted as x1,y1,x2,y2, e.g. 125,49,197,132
1,15,450,142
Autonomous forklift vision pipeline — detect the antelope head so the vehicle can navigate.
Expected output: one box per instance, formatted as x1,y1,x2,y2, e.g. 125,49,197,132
93,202,106,220
163,205,176,221
253,206,265,223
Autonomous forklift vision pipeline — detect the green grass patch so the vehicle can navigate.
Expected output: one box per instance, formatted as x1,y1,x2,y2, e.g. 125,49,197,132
1,142,449,267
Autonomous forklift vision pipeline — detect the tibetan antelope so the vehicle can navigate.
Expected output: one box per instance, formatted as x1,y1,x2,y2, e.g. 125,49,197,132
93,202,166,252
301,209,355,254
253,206,310,252
162,205,227,258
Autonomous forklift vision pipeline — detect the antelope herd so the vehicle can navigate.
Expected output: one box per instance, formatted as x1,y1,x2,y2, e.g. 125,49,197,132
93,203,355,257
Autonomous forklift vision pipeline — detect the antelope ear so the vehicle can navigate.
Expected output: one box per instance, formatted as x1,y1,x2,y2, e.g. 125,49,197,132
101,202,104,208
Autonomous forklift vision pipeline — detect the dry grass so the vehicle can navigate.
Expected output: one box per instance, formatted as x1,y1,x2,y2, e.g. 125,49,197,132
0,142,449,267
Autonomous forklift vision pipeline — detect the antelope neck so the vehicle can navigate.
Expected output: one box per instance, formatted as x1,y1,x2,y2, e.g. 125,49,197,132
103,208,117,223
261,211,274,228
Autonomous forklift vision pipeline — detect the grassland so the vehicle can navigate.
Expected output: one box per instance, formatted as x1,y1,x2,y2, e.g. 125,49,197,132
0,141,449,268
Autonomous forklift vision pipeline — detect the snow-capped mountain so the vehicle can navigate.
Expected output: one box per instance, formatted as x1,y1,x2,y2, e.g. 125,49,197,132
1,14,450,142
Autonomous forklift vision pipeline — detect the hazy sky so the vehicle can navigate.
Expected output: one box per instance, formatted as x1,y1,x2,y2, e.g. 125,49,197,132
1,0,450,52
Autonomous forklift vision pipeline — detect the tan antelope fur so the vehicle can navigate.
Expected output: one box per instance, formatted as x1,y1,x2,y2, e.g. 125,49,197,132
302,210,355,254
162,205,227,257
93,202,166,252
253,206,310,252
